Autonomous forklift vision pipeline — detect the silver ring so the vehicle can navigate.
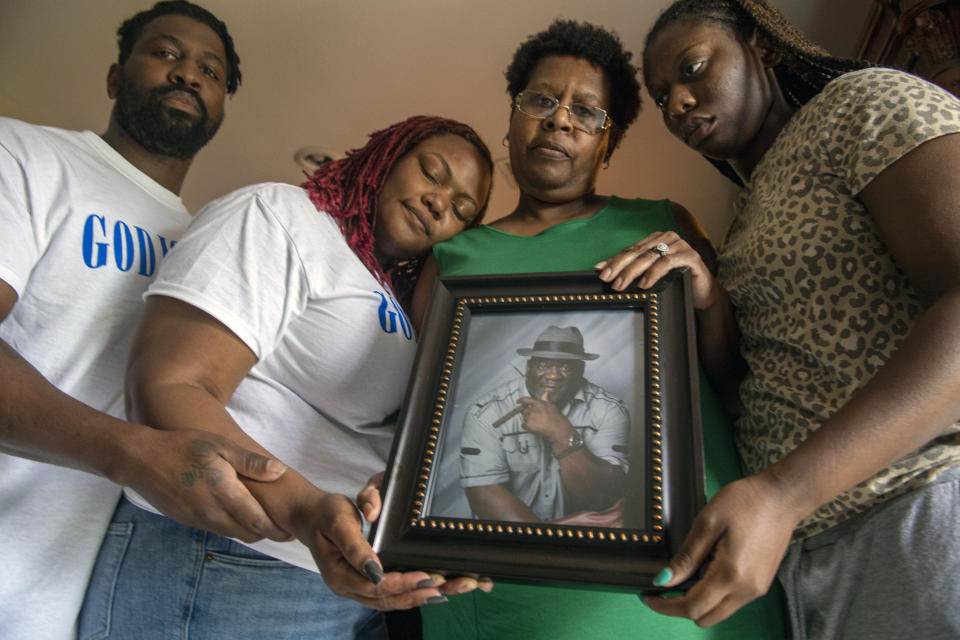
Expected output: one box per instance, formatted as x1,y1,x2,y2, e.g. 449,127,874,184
350,497,368,523
653,242,670,257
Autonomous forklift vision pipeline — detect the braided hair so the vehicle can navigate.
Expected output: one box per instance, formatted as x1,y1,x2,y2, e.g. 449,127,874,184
301,115,492,310
644,0,870,184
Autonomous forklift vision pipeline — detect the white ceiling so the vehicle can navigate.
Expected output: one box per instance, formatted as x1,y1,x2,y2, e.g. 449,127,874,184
0,0,874,241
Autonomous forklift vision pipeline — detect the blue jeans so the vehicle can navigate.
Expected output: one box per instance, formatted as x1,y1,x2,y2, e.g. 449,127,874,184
79,496,387,640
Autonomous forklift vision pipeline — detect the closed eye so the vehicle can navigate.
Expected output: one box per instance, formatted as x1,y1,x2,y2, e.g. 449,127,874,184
452,199,476,224
421,162,440,184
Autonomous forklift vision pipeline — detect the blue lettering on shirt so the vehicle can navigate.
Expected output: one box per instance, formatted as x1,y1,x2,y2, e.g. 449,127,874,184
81,214,175,276
376,291,413,340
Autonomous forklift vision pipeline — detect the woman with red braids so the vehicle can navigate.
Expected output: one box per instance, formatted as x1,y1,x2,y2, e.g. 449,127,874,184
79,115,493,640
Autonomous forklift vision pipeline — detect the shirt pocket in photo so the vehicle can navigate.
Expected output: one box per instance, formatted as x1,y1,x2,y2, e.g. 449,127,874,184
500,431,541,472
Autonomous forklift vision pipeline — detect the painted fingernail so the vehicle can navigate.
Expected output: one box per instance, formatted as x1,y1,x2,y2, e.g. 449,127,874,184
653,568,673,587
416,578,437,589
362,560,384,585
426,594,448,604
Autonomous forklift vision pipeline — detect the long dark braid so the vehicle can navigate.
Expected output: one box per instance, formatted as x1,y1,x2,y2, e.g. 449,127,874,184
644,0,870,184
301,115,492,311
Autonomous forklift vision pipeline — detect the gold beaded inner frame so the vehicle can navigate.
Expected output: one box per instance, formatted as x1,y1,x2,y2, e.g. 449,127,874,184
370,269,705,592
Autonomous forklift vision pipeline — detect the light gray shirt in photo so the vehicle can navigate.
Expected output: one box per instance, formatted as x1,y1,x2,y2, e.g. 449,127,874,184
460,375,629,520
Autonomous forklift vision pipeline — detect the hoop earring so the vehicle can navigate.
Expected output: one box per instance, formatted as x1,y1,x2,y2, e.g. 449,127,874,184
502,135,510,147
602,159,610,170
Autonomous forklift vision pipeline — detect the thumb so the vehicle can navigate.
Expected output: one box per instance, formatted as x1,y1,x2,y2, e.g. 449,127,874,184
219,441,287,481
653,515,720,588
357,473,384,523
651,553,697,590
324,495,385,585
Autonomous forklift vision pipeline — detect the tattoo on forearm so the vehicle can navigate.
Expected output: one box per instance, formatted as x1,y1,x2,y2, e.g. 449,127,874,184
181,440,224,488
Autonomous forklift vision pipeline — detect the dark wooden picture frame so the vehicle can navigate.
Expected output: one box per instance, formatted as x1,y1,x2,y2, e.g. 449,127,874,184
369,269,706,591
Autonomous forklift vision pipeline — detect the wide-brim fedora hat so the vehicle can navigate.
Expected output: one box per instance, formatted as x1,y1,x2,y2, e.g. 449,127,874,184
516,325,599,360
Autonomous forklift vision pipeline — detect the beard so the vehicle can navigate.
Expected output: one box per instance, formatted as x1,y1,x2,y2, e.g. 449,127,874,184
113,73,222,159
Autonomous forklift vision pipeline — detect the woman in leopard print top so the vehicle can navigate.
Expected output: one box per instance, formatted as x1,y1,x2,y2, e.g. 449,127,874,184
615,0,960,637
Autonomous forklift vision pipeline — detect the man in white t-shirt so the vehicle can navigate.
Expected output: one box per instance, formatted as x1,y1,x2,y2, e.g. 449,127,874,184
0,2,288,637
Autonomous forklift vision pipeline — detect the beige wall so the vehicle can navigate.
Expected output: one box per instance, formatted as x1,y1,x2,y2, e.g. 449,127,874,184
0,0,873,242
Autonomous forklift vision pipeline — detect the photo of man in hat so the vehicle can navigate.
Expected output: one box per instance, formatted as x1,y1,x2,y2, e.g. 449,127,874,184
459,325,630,523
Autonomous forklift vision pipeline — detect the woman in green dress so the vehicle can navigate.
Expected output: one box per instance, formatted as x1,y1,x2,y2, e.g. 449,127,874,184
404,18,787,640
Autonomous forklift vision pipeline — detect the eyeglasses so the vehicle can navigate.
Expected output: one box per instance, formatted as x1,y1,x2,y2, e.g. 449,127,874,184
531,359,576,375
514,90,611,135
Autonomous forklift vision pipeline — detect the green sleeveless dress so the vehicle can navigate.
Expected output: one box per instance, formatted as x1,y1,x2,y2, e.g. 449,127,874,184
423,196,786,639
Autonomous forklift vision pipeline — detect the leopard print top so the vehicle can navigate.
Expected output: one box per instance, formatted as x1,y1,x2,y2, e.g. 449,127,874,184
718,68,960,539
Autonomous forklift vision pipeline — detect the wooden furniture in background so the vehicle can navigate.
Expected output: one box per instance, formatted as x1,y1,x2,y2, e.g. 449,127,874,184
856,0,960,97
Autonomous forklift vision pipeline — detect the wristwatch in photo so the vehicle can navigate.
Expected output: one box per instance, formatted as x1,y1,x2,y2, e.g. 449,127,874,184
556,430,584,459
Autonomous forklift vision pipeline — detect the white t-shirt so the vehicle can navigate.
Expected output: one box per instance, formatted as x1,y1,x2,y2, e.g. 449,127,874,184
0,117,190,639
126,182,418,571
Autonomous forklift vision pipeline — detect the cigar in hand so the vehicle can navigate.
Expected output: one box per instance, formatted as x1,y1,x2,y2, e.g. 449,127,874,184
492,404,524,428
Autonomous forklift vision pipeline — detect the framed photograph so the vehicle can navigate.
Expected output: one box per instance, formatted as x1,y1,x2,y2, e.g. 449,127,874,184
369,269,706,591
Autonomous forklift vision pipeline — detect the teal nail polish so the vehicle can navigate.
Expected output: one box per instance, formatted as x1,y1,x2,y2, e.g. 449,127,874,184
653,568,673,587
426,594,448,604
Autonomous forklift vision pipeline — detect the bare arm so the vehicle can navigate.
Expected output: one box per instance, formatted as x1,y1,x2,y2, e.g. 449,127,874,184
127,295,453,610
669,202,745,397
465,484,542,521
0,280,288,542
595,203,745,402
554,447,626,513
647,133,960,625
